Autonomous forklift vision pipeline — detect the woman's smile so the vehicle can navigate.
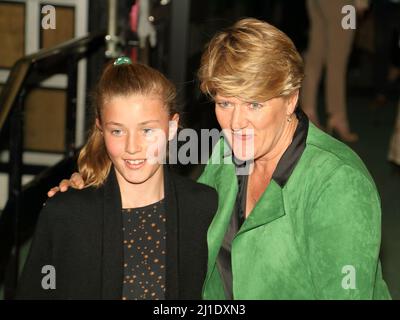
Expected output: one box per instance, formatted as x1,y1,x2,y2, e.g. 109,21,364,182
232,132,254,141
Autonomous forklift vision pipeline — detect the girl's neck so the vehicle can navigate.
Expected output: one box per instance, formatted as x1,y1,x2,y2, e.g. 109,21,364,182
116,166,165,209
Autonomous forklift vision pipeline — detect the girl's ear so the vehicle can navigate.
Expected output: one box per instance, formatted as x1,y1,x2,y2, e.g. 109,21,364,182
168,113,180,141
95,118,103,134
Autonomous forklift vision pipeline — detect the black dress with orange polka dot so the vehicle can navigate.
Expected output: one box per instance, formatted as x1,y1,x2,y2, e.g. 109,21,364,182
121,199,166,300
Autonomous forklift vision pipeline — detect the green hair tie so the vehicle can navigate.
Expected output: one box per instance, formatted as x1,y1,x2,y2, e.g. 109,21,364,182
113,56,132,66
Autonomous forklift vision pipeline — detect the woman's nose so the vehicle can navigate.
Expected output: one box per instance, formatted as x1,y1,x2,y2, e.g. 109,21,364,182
231,106,248,130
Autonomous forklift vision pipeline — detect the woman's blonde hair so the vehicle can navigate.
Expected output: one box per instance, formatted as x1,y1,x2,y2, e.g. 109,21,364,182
198,18,304,101
78,61,177,187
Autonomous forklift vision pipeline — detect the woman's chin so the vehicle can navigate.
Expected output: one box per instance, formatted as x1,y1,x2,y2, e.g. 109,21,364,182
232,151,254,163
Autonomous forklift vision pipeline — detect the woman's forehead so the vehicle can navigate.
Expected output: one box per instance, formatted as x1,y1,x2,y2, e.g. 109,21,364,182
215,94,237,100
215,94,261,103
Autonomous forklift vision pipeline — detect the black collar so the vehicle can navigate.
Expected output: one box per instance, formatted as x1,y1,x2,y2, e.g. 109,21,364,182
272,108,309,187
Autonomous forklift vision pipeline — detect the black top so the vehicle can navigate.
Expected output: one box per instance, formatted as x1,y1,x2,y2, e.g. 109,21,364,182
122,200,166,300
216,174,247,299
216,108,309,299
17,167,218,299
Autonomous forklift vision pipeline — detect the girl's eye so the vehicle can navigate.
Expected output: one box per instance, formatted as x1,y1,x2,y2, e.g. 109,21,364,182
143,128,154,135
217,101,231,108
111,129,124,136
248,102,263,109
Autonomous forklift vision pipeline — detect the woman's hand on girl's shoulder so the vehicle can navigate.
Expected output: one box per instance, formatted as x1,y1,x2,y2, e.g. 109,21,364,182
47,172,85,197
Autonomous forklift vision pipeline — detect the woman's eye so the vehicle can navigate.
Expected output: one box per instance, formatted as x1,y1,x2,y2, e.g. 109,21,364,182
217,102,231,108
248,102,263,109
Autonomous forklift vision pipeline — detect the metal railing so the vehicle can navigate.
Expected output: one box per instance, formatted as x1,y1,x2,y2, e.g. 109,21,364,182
0,32,106,299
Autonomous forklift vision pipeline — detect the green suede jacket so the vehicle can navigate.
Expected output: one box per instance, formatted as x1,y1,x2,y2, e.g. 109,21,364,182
198,113,391,300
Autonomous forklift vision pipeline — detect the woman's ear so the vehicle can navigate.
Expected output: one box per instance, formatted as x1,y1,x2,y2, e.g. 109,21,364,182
168,113,180,141
286,90,299,115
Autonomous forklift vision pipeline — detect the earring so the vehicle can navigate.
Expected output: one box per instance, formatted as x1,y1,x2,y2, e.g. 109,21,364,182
287,114,293,122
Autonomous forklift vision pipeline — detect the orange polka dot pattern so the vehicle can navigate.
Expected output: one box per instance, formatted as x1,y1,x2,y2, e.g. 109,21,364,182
121,199,166,300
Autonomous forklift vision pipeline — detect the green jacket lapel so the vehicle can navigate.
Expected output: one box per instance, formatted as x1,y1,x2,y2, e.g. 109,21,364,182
204,169,286,290
236,179,285,237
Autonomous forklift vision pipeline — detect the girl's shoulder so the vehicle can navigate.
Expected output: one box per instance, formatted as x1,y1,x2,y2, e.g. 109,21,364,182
169,171,218,226
169,171,218,210
170,170,217,198
43,185,101,213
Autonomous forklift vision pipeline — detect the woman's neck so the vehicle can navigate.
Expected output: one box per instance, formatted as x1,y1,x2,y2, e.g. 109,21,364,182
253,117,299,177
116,166,165,209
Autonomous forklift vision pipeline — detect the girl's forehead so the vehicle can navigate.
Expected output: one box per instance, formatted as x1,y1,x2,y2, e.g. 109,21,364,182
106,93,163,104
101,96,170,124
103,95,166,112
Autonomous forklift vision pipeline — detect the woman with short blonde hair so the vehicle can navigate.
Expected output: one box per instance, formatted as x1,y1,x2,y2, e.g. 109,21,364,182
198,18,390,300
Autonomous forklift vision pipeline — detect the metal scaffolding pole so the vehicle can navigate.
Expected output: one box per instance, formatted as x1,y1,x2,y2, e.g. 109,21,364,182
168,0,191,105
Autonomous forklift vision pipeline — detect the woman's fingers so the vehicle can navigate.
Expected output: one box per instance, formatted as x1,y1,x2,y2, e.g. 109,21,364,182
70,172,84,189
47,172,84,198
47,187,60,198
59,179,72,192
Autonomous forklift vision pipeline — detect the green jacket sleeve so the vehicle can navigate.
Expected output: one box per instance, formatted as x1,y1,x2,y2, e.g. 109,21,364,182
307,164,388,299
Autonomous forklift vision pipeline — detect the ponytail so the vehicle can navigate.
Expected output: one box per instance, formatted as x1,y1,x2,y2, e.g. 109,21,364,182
77,124,112,187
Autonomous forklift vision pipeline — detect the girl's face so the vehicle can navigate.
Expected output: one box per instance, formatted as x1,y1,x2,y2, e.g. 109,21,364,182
98,94,178,188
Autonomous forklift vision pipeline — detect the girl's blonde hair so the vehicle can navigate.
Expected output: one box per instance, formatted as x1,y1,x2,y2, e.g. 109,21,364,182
78,61,177,187
198,18,304,102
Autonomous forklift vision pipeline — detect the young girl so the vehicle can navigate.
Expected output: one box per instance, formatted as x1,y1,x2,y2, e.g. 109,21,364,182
17,58,218,300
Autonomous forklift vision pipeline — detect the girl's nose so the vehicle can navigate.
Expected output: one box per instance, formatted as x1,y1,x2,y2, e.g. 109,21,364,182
126,132,142,154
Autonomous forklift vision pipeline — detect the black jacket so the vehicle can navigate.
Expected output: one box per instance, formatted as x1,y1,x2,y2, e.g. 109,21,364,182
17,167,218,299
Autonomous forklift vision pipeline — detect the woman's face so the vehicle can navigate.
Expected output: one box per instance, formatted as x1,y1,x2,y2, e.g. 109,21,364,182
214,93,297,162
98,94,178,187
